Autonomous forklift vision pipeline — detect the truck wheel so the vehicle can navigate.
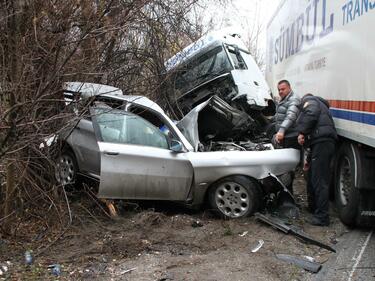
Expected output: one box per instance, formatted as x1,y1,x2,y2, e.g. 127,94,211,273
208,176,260,218
335,144,359,226
55,150,79,188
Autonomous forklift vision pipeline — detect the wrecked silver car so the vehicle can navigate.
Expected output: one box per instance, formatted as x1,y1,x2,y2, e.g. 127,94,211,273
56,83,299,218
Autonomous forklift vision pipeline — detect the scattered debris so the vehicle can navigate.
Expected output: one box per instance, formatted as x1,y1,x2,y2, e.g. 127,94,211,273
302,255,315,262
24,250,33,265
102,199,118,217
119,267,137,275
158,272,174,281
276,254,322,273
251,240,264,253
0,263,9,276
330,237,338,244
239,231,248,237
191,220,204,228
0,262,10,275
48,264,61,276
255,213,336,253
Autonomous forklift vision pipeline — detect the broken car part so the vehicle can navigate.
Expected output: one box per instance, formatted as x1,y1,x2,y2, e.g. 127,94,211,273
251,239,264,253
255,213,336,253
119,267,137,275
177,95,269,152
268,172,299,219
276,254,322,273
239,231,248,237
24,251,33,265
268,172,295,205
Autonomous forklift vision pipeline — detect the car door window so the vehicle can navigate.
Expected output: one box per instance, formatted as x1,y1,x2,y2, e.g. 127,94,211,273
127,105,178,140
94,108,169,149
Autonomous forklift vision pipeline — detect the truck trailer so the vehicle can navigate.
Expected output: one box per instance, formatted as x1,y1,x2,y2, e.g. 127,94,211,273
266,0,375,226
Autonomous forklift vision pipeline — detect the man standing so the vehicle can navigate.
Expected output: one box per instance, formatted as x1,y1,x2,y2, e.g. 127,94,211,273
297,94,337,226
274,80,300,148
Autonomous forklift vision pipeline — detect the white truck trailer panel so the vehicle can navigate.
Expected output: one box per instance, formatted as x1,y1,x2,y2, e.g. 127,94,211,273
266,0,375,148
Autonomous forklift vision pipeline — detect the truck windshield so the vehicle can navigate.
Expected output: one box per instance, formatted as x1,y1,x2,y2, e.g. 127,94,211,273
173,46,232,96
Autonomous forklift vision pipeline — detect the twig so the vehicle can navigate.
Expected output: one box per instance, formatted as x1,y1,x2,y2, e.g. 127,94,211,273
35,226,70,257
84,186,113,219
78,203,105,227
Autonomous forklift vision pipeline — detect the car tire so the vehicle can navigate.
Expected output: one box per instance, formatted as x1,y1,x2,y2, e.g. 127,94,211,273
208,176,260,218
335,144,359,226
55,149,79,188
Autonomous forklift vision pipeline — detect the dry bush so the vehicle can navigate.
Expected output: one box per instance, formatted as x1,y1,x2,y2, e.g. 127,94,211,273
0,0,214,238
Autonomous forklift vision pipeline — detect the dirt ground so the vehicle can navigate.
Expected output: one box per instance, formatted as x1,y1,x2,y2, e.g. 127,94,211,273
0,173,349,281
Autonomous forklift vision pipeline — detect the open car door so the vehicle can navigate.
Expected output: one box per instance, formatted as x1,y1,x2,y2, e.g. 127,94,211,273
91,107,194,201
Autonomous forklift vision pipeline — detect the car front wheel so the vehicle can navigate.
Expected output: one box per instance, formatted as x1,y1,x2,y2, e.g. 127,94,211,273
208,176,260,218
55,150,78,187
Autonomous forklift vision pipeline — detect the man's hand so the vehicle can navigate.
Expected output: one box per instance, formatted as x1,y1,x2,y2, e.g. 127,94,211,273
298,134,305,145
303,160,310,171
275,132,284,143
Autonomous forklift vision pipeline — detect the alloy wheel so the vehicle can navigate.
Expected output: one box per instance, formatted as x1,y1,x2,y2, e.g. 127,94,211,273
214,181,251,218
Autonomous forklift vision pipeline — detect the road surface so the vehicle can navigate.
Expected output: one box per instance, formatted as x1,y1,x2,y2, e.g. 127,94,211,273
314,228,375,281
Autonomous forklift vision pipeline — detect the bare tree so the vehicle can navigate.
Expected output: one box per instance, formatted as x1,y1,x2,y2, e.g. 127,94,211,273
242,19,265,70
0,0,213,235
195,0,265,69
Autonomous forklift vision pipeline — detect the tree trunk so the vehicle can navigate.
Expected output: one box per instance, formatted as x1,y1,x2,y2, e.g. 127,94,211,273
2,0,21,233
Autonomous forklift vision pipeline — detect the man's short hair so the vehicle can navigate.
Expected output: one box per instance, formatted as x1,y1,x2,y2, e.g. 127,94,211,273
278,80,291,87
302,93,313,99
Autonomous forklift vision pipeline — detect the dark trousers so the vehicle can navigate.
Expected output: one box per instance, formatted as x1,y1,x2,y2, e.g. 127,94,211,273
307,141,335,222
283,135,301,194
283,135,300,149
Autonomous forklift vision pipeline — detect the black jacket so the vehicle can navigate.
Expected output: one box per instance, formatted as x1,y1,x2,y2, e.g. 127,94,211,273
297,96,337,146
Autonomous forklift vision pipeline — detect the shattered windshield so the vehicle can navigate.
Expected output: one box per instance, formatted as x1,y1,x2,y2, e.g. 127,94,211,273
174,46,232,96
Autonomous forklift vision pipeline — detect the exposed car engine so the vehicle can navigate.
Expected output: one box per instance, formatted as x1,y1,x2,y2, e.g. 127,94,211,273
177,95,273,152
202,140,272,152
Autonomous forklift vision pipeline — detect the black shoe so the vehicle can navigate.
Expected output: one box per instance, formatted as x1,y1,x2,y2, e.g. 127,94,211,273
307,216,330,226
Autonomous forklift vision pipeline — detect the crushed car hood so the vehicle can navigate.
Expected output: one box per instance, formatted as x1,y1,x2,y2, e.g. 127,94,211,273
177,95,264,151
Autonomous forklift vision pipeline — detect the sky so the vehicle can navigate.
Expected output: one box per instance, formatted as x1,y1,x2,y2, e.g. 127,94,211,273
206,0,282,52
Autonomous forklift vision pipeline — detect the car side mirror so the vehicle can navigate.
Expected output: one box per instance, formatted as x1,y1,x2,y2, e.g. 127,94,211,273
170,139,183,153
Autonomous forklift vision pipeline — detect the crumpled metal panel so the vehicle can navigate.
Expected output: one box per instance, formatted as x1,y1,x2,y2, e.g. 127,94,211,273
187,148,300,184
177,95,256,151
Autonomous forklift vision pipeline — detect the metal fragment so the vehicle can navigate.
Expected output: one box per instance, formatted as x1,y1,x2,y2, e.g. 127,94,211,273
255,213,336,253
251,239,264,253
276,254,322,273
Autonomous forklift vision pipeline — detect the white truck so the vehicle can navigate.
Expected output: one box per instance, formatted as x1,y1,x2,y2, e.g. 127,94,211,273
266,0,375,226
164,30,275,121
